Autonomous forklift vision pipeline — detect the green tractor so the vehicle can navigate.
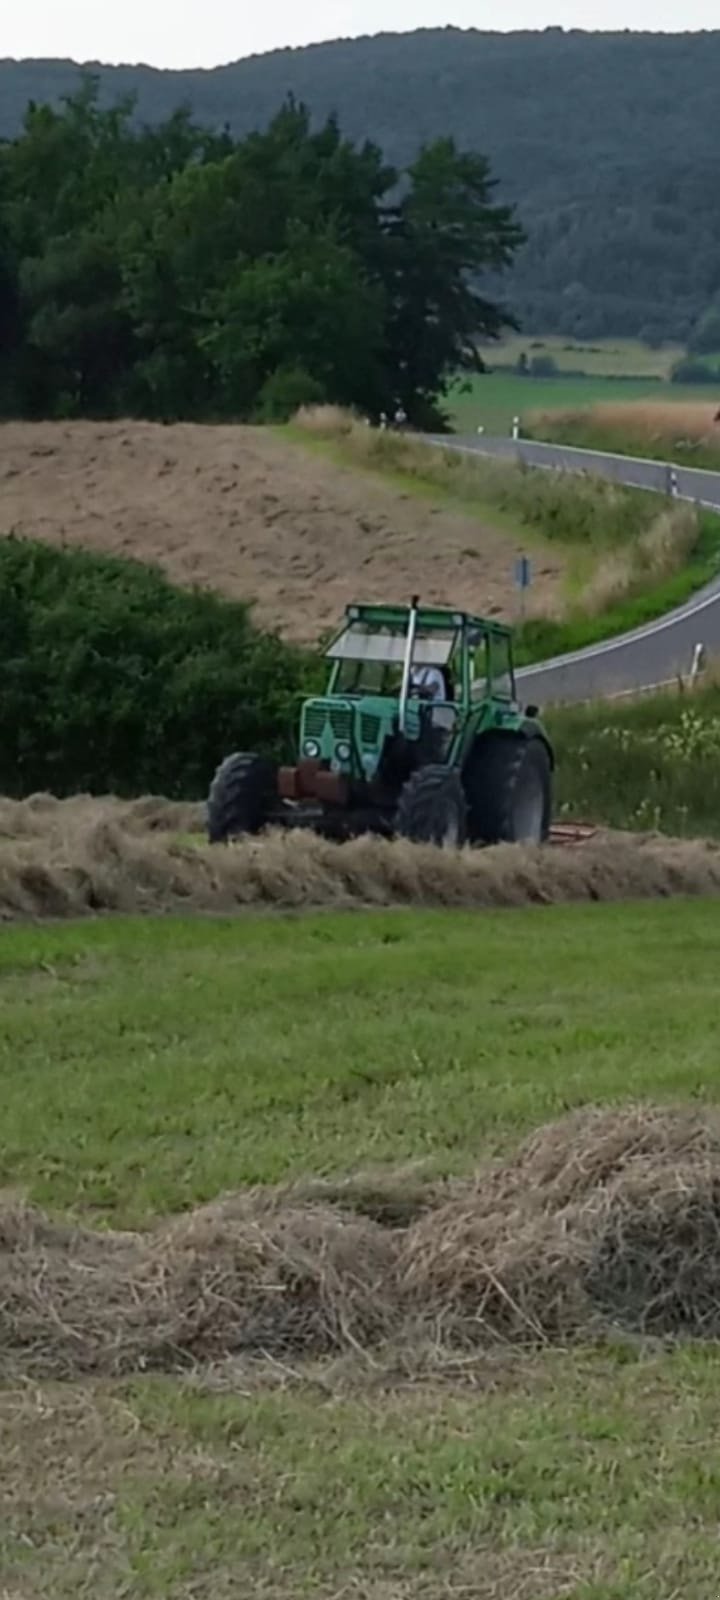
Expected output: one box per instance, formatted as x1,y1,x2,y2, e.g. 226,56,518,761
207,598,554,848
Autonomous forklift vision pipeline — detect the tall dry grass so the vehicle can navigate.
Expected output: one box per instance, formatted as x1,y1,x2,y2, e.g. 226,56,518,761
579,502,698,615
527,399,720,466
293,407,705,619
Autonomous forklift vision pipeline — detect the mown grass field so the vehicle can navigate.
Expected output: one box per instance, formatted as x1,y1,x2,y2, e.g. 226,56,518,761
4,899,720,1598
5,1345,720,1600
4,901,720,1222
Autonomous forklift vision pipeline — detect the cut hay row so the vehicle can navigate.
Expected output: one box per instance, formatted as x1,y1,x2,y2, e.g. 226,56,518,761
0,792,204,840
4,1104,720,1378
2,797,720,919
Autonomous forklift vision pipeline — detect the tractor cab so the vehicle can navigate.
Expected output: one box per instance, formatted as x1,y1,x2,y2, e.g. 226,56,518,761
298,600,518,785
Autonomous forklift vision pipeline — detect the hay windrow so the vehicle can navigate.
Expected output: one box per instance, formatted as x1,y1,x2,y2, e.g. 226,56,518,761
5,1105,720,1379
1,794,720,920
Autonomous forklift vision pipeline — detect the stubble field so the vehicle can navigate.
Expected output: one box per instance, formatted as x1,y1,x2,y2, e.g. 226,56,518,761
0,419,566,641
4,873,720,1598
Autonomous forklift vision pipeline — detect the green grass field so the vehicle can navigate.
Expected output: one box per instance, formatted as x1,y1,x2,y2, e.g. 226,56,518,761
447,371,706,436
4,902,720,1222
4,901,720,1597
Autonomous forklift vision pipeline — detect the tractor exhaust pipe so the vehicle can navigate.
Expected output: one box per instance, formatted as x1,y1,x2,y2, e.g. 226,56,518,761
398,594,420,735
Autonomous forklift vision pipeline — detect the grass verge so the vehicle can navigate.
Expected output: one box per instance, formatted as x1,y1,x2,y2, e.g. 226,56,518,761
287,409,720,665
289,408,684,552
515,508,720,665
550,678,720,835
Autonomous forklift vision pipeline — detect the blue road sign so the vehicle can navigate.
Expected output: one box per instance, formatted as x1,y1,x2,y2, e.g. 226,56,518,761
515,555,531,590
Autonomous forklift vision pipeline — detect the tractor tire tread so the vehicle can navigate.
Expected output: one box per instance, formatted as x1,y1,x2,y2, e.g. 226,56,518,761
207,751,275,844
465,733,551,845
395,763,468,847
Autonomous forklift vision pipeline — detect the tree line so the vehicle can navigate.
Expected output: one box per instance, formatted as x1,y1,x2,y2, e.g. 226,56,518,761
3,31,720,344
0,80,522,427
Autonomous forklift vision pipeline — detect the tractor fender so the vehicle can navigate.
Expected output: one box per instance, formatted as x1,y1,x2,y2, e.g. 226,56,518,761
520,718,555,770
466,721,555,772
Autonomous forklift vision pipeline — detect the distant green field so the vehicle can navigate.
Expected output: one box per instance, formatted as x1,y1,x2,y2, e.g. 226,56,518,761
447,371,706,436
488,335,684,379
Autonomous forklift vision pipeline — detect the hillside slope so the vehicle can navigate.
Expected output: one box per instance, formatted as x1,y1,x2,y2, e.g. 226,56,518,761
0,421,564,641
3,31,720,339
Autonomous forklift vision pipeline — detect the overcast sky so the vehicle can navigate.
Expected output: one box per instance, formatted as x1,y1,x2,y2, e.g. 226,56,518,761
2,0,715,69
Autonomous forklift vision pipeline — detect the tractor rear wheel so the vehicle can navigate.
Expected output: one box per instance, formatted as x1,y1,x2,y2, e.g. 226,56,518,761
396,764,468,847
465,734,551,846
206,752,276,843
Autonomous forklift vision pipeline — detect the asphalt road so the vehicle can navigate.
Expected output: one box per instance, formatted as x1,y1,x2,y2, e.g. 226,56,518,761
436,434,720,704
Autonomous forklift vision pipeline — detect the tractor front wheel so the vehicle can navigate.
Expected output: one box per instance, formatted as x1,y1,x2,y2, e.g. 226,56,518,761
395,765,468,848
465,734,552,846
206,752,276,843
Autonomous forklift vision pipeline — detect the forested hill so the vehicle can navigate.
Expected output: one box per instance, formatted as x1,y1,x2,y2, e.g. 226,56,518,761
2,29,720,339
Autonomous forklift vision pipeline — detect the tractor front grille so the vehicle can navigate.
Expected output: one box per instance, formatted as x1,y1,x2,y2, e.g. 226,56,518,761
304,702,353,742
360,714,381,746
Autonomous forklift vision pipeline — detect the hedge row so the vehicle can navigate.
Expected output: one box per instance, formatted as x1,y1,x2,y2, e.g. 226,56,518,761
1,538,319,798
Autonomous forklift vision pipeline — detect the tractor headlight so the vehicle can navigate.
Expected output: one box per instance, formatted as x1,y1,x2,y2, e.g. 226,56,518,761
335,741,351,763
303,739,320,758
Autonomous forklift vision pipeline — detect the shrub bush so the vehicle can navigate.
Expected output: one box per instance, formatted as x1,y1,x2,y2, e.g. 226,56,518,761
670,357,720,385
0,538,319,799
256,366,327,421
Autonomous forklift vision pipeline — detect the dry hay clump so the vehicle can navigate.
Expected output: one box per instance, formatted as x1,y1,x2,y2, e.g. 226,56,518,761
6,1105,720,1380
0,792,203,842
2,799,720,920
401,1103,720,1345
0,1191,399,1380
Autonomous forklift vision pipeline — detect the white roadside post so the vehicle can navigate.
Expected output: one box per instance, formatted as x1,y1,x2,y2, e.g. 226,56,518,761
689,642,706,688
512,415,520,442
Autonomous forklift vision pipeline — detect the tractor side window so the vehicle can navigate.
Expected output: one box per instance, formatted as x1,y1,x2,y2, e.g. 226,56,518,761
475,636,492,695
491,635,515,699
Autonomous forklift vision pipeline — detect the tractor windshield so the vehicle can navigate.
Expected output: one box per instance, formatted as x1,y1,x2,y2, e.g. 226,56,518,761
326,621,459,697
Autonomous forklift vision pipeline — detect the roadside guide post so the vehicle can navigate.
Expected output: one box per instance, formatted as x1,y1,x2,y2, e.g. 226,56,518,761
514,554,532,623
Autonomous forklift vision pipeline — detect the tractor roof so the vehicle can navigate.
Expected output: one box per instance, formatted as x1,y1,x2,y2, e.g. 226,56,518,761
342,602,511,635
